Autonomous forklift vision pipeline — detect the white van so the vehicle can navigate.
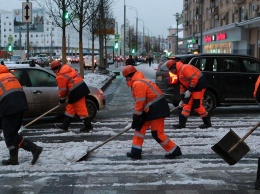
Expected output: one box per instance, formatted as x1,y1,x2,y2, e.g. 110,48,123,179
84,55,99,69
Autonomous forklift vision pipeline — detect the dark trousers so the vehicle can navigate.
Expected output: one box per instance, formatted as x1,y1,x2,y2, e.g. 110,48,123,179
2,111,24,148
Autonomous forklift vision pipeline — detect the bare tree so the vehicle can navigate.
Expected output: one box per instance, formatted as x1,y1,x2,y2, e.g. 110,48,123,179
36,0,73,64
69,0,99,77
84,8,99,73
96,0,114,73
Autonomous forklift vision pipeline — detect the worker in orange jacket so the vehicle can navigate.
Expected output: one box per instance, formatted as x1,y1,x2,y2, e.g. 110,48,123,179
0,64,42,165
122,65,182,160
50,61,92,132
166,59,211,129
253,75,260,102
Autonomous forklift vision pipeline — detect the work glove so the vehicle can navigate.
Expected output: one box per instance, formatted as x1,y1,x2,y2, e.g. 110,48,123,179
178,100,183,107
184,90,191,98
132,114,146,131
59,98,66,104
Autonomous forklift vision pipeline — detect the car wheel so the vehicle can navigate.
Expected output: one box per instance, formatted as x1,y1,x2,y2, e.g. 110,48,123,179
203,90,216,114
86,99,97,121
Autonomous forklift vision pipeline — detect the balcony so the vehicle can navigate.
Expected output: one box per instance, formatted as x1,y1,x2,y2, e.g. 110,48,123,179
183,21,189,26
195,0,200,5
210,6,218,15
194,14,201,21
232,0,246,4
184,4,188,11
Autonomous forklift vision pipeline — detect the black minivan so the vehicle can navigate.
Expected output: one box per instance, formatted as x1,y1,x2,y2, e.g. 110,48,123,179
155,53,260,114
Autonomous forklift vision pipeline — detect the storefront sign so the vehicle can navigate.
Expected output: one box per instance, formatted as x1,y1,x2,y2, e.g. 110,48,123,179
216,33,227,40
204,33,227,42
204,36,212,42
187,38,197,44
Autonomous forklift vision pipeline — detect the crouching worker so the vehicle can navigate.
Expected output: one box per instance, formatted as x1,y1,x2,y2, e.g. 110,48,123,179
122,65,182,160
50,61,93,132
0,64,42,165
166,59,211,129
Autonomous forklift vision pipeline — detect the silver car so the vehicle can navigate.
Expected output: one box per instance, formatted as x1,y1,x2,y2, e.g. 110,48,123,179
5,63,106,121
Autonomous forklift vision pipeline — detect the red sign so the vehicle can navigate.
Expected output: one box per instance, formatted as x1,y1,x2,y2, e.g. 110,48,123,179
204,36,212,42
216,33,227,40
204,33,227,42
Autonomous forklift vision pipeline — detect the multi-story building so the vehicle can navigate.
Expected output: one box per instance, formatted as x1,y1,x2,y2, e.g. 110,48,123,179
182,0,260,58
0,8,93,57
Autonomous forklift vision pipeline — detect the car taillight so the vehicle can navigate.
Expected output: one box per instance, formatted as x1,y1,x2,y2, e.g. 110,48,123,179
169,72,178,84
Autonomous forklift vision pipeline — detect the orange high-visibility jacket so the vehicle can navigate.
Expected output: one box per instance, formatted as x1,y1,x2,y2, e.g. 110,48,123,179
175,61,206,94
0,65,23,101
129,71,170,120
0,65,27,116
56,64,89,104
253,75,260,98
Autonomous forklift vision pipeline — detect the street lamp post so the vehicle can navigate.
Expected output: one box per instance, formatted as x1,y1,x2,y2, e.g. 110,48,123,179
138,18,145,55
126,5,138,56
124,0,126,59
174,13,180,55
200,0,204,53
50,28,53,62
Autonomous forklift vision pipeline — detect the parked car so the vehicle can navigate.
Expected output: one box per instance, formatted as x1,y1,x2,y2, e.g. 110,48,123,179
155,53,260,114
84,55,99,69
3,63,106,122
71,55,79,63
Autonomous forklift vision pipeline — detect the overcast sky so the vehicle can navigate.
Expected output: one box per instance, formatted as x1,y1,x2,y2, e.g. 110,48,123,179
3,0,183,38
111,0,183,38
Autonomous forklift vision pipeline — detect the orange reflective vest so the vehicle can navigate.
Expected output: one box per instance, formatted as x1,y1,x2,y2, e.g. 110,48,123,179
175,61,207,94
0,65,27,117
56,64,89,104
0,65,23,101
254,75,260,98
129,71,170,120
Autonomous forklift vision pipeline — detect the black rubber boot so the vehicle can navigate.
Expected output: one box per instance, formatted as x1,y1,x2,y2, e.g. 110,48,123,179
80,118,93,133
255,157,260,189
199,116,212,128
173,114,187,129
126,152,141,160
20,139,43,165
2,147,19,165
165,146,182,159
55,115,72,131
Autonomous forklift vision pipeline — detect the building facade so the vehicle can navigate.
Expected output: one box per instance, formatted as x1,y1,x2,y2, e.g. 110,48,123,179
0,8,93,57
182,0,260,58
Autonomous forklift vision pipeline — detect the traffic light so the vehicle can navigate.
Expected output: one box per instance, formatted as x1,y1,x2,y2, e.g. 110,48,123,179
7,44,12,52
114,41,118,50
131,49,135,54
64,10,70,20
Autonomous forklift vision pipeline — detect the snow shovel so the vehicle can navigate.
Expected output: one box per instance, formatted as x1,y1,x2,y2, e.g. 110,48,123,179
170,106,180,113
19,104,61,133
77,124,132,162
211,122,260,165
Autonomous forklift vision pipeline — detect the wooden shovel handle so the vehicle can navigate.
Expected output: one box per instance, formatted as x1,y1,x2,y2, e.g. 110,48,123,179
228,122,260,153
170,106,180,113
24,104,61,128
88,126,132,154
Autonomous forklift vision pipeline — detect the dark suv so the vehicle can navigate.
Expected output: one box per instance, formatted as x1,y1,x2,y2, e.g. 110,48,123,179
155,53,260,113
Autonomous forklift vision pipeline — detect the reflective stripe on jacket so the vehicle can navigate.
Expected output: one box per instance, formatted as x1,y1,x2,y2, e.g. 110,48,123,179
56,64,89,104
130,71,170,121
